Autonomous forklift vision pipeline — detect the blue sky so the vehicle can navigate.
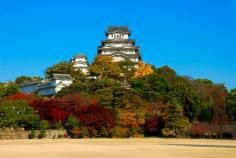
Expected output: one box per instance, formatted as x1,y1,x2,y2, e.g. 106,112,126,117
0,0,236,89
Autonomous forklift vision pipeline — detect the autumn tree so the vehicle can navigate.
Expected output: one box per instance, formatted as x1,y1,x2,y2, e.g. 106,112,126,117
226,88,236,122
133,61,153,78
119,59,135,84
89,56,122,79
75,105,116,135
211,84,229,139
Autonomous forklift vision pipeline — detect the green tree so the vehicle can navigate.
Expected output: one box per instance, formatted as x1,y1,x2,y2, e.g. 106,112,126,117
38,120,49,139
28,129,36,139
0,100,40,129
56,81,90,97
45,61,85,81
226,88,236,122
15,76,32,85
89,56,122,79
0,83,5,97
99,127,109,137
6,84,19,96
163,103,190,137
39,120,49,130
89,77,123,107
64,115,80,132
80,127,89,138
119,59,135,84
190,79,215,122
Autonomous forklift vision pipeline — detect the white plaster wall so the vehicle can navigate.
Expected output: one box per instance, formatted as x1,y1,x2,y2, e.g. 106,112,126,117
55,80,73,93
113,56,125,62
74,63,88,67
75,58,86,62
108,33,129,40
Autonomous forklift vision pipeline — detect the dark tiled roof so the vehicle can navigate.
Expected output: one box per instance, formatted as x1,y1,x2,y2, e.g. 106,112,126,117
106,26,131,35
51,74,74,81
20,80,41,87
108,26,129,32
98,52,141,58
74,54,87,58
98,46,140,51
101,39,136,43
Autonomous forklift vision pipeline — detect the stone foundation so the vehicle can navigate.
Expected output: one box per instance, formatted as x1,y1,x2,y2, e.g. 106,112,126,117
0,128,67,139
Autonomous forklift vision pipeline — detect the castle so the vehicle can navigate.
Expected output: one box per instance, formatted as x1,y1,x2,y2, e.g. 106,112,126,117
20,26,142,96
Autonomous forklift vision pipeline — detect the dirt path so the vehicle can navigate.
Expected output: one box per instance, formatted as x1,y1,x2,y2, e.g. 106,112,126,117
0,138,235,158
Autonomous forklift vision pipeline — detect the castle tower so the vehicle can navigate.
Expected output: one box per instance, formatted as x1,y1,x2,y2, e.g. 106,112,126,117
70,54,89,75
97,26,142,62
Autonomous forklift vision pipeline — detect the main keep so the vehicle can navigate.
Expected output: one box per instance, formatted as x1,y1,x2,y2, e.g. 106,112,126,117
97,26,142,62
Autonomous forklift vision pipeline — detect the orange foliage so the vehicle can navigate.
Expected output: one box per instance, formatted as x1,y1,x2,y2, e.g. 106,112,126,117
120,112,138,128
133,61,153,78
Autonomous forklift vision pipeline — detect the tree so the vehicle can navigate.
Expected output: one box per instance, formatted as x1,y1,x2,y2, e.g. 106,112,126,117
80,127,89,138
130,66,176,101
38,120,49,139
45,61,85,81
211,84,229,139
6,93,36,104
15,76,41,85
89,56,122,79
133,61,153,78
0,83,20,97
15,76,32,85
99,127,109,137
144,116,165,136
76,105,116,133
190,79,215,122
0,83,5,97
89,77,123,107
163,103,190,137
56,81,90,97
0,100,40,129
64,115,80,138
226,88,236,122
168,77,203,121
119,59,135,84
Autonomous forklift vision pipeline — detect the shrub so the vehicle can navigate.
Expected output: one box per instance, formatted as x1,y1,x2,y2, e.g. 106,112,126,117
39,120,49,130
28,129,36,139
80,127,89,138
0,100,40,129
38,129,46,139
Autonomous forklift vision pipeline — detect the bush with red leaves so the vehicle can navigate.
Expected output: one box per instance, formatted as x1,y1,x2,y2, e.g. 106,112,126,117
75,105,116,132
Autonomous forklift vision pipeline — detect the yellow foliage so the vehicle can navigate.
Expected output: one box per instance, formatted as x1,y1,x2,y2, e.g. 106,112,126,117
133,61,153,78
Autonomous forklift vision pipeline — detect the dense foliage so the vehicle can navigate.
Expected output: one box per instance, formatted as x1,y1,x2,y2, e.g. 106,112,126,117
0,57,235,139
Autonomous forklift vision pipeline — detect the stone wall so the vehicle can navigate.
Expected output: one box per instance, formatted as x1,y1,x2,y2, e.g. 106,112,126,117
0,128,67,139
0,128,28,139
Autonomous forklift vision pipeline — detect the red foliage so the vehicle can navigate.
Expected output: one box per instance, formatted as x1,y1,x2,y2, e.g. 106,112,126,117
144,116,165,134
60,94,86,112
88,98,99,106
191,120,205,136
75,105,116,132
6,93,36,104
31,98,69,123
14,92,115,131
50,108,69,122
